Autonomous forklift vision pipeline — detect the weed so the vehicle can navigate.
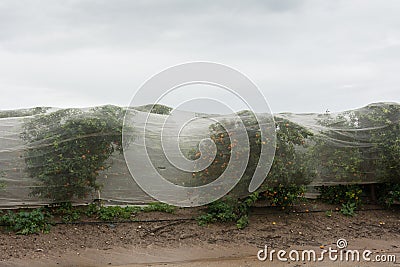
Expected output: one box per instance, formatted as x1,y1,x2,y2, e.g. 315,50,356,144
0,208,52,235
197,192,259,229
85,203,100,217
236,215,249,229
50,202,81,223
142,202,176,213
97,206,142,221
86,202,174,221
325,210,333,217
340,202,357,217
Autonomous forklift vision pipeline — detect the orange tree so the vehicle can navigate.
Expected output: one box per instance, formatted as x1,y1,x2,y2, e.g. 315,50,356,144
359,103,400,183
310,111,366,184
313,103,400,207
261,117,314,207
21,106,125,202
189,111,313,208
358,103,400,205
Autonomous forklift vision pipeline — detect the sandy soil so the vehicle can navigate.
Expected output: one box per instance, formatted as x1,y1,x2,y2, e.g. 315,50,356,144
1,200,400,267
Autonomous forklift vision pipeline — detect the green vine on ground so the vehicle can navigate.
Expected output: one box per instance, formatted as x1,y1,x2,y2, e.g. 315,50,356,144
197,192,260,229
0,202,176,235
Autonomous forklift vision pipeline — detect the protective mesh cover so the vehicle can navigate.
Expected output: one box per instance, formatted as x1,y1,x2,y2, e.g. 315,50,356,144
0,102,399,207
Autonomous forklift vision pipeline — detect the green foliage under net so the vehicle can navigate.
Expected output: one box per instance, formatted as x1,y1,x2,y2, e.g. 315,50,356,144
21,106,125,202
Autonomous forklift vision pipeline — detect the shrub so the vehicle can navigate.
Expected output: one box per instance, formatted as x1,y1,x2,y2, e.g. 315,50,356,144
189,112,313,197
21,106,125,202
310,111,365,184
310,103,400,185
264,118,314,187
359,103,400,183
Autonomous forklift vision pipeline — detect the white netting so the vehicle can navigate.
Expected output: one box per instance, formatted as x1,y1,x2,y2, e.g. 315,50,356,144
0,102,399,207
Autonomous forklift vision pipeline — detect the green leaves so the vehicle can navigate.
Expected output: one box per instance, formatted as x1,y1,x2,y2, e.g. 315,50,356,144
21,105,125,202
319,184,362,216
189,114,313,196
266,119,313,187
197,192,259,229
318,185,362,206
0,202,176,235
97,206,139,221
50,202,81,223
0,208,52,235
363,104,400,183
263,184,306,209
312,103,400,184
141,202,176,213
340,202,357,217
377,183,400,207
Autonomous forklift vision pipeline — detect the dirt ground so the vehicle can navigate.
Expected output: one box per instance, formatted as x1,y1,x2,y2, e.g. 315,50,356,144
1,200,400,267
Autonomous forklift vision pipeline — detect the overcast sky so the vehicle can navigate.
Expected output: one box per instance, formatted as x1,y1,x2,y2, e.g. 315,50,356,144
0,0,399,113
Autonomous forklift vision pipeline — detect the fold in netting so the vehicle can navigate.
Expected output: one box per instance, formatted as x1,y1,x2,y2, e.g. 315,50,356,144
0,102,399,207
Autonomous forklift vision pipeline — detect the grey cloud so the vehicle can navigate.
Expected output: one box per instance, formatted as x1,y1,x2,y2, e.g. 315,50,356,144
0,0,304,53
0,0,399,112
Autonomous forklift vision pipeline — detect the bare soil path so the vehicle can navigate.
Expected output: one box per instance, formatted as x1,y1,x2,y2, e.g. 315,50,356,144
1,201,399,267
